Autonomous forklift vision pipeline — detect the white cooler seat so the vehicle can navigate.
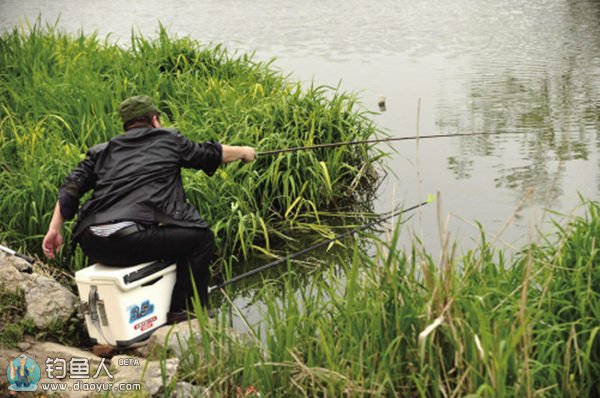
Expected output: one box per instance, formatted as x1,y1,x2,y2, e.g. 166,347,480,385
75,260,176,347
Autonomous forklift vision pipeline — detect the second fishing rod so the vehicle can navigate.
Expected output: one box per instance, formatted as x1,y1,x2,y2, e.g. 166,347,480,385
208,197,433,293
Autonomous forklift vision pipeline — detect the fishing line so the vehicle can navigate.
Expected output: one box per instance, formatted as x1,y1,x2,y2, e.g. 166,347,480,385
257,129,537,156
208,197,433,293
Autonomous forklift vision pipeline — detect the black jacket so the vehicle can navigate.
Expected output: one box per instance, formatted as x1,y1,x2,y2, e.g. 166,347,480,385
59,127,223,243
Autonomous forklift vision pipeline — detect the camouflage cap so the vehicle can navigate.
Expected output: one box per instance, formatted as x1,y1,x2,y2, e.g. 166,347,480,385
118,95,159,124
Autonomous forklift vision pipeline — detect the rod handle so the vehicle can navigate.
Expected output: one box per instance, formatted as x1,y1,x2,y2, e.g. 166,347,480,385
15,252,35,264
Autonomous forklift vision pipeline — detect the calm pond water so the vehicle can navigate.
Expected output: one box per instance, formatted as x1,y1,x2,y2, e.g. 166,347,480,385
2,0,599,325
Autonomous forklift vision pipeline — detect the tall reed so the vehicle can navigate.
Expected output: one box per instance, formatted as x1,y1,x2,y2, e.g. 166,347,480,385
177,199,599,397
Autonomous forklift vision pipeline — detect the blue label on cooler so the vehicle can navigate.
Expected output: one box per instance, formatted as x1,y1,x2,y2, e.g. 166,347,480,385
128,299,155,323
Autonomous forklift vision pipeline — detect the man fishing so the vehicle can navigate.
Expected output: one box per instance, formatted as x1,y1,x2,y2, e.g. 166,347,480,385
42,95,256,323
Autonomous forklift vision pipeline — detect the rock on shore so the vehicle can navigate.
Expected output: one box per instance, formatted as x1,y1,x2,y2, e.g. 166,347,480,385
0,249,77,328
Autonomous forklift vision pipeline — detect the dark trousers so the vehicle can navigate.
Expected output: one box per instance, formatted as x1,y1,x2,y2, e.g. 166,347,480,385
79,225,214,311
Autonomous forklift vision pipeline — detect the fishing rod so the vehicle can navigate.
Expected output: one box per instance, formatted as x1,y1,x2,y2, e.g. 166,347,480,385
0,244,35,264
257,130,535,156
208,198,432,293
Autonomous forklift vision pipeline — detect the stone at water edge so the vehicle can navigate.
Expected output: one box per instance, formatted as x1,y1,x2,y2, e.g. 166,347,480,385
25,274,78,328
31,341,105,368
171,381,205,397
133,317,231,358
110,355,179,396
0,260,34,292
0,250,78,329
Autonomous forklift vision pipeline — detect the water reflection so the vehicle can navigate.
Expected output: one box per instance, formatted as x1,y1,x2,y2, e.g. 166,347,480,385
210,231,368,332
441,62,598,203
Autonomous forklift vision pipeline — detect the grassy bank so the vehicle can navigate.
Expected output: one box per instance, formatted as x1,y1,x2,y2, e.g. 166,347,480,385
0,20,384,270
176,199,599,397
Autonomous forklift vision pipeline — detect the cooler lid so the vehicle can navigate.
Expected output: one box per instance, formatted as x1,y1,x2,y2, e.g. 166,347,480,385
75,260,172,284
122,260,173,285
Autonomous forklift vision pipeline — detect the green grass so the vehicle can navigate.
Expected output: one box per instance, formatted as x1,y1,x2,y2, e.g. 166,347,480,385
173,198,599,397
0,19,385,270
0,287,30,347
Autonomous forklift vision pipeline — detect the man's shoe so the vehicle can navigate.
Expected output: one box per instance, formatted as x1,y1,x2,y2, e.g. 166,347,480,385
166,311,190,325
166,308,216,324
